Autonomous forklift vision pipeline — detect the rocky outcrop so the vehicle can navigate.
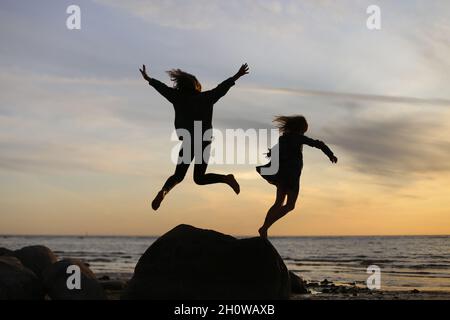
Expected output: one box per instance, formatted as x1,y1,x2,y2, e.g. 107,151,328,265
14,245,58,280
43,259,106,300
0,247,14,256
0,256,44,300
122,224,290,300
289,271,308,294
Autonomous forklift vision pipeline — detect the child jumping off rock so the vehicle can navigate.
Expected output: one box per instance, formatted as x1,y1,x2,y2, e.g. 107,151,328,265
256,115,338,238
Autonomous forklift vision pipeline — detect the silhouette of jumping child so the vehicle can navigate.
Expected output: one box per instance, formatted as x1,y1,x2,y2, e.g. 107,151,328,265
139,63,249,210
256,115,338,238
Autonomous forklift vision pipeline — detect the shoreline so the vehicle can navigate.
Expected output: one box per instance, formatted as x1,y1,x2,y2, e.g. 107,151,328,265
97,272,450,300
3,232,449,300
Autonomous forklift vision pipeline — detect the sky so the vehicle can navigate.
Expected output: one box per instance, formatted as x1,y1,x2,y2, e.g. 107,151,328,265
0,0,449,236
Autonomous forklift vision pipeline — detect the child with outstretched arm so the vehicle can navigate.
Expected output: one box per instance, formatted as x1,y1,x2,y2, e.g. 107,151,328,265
256,115,338,238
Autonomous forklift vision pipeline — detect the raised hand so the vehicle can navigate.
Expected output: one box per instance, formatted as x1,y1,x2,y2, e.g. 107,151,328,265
139,64,150,81
236,63,249,78
232,63,249,81
329,155,338,164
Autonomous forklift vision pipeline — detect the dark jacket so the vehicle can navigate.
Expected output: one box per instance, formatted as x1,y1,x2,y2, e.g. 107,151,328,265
148,77,235,134
257,132,335,190
277,132,334,171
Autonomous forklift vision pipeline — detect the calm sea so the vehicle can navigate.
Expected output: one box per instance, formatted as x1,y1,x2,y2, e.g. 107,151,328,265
1,235,449,292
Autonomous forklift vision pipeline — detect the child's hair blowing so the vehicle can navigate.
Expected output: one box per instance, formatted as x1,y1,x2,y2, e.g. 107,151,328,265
166,69,202,93
273,115,308,134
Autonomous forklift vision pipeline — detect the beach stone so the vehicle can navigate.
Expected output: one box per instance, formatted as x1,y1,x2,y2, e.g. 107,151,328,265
100,280,126,290
122,224,290,300
0,247,14,256
0,256,44,300
43,259,106,300
14,245,58,280
289,271,308,294
306,281,319,287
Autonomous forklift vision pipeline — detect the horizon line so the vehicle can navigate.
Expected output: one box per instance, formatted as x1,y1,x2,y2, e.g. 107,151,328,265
2,233,449,238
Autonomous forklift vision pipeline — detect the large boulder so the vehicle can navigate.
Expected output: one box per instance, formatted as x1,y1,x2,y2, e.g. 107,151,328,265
14,245,58,280
122,224,290,300
0,256,44,300
43,259,106,300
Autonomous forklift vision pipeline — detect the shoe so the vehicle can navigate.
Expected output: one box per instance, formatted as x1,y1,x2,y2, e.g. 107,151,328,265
258,227,268,239
151,190,166,211
227,174,240,195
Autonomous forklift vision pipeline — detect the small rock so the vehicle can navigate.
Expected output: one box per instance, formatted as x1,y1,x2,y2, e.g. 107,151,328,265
337,286,347,293
289,271,308,294
306,282,319,287
43,259,106,300
411,289,420,294
100,280,126,290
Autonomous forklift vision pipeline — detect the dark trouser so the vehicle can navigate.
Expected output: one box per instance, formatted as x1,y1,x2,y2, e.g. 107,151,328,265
162,139,227,192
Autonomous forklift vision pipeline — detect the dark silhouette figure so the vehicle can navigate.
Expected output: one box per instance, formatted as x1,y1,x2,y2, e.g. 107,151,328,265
256,115,338,238
139,64,249,210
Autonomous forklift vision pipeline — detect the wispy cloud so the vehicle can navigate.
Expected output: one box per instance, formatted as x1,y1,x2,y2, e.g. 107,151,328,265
247,86,450,106
93,0,306,35
324,116,450,184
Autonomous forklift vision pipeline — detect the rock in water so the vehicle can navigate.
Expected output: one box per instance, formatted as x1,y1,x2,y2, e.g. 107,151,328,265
0,256,44,300
14,245,58,280
122,224,290,299
289,271,308,294
43,259,106,300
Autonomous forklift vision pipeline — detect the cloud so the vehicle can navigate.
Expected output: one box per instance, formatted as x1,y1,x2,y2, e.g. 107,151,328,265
0,70,172,176
93,0,305,35
0,138,155,176
324,116,450,185
246,86,450,107
216,117,274,131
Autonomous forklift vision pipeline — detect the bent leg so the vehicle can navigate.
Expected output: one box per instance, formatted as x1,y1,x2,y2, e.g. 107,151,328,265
193,161,226,185
162,162,190,192
259,187,299,238
259,188,287,238
152,143,192,210
278,188,299,217
192,141,240,194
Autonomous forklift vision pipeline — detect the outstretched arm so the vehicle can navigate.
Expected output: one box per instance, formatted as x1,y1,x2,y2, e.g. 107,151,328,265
139,64,177,104
302,136,338,163
206,63,250,104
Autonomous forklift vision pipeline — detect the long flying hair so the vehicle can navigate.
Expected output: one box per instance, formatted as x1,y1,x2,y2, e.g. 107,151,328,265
273,115,308,134
166,69,202,93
